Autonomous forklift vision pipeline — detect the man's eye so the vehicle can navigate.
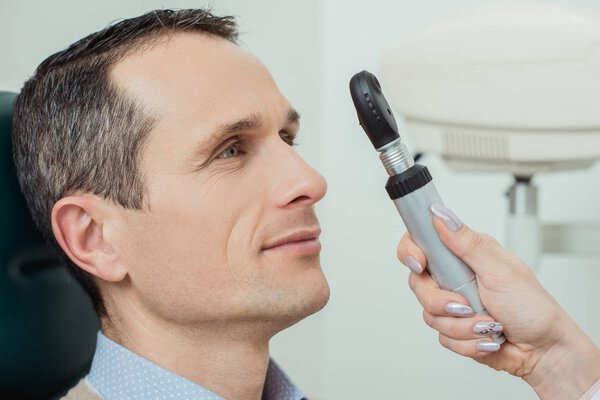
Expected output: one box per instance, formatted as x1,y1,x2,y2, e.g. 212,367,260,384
217,143,242,159
280,131,297,146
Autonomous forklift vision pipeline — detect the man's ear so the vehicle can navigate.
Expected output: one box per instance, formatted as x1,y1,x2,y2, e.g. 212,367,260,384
51,195,127,282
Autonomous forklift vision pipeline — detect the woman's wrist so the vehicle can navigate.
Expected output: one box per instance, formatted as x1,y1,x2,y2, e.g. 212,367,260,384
523,314,600,400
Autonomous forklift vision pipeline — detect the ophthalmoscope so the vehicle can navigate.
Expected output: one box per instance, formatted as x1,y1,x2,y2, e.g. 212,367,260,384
350,70,505,344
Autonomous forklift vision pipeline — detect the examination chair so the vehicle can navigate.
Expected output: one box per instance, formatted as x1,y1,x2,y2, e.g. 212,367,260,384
0,92,99,399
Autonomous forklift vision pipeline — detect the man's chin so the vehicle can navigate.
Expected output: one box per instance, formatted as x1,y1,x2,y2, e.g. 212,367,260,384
272,276,330,332
300,278,330,317
228,269,330,337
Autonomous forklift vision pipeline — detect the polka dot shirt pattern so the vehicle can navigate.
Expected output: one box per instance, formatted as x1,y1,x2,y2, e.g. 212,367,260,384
87,332,307,400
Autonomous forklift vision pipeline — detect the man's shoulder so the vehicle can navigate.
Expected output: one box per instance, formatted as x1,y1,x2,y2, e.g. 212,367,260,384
60,377,104,400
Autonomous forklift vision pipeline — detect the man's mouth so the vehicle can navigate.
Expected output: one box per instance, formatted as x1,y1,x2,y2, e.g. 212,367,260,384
261,228,322,254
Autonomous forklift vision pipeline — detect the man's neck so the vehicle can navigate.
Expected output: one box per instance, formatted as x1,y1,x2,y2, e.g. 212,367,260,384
102,307,272,400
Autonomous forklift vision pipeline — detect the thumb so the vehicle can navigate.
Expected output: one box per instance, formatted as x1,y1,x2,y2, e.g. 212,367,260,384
430,204,499,276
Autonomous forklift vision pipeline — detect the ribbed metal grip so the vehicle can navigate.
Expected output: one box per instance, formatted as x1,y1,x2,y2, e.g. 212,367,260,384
393,181,505,344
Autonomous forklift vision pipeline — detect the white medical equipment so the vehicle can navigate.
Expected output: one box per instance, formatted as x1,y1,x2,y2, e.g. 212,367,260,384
380,2,600,269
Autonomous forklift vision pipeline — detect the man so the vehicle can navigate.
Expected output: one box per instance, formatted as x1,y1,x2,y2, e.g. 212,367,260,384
13,9,328,400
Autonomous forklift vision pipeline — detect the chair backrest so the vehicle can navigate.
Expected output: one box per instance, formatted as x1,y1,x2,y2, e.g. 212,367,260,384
0,91,99,399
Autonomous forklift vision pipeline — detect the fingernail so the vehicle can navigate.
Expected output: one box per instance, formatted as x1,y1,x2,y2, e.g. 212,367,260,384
444,302,473,316
430,204,463,232
476,340,501,352
403,255,423,274
473,322,504,335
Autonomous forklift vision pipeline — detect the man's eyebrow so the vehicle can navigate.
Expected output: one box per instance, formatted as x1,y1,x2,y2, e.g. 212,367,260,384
193,114,264,157
192,108,301,159
287,108,301,126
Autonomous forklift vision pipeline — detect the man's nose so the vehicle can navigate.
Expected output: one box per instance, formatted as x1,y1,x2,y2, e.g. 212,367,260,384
269,140,327,209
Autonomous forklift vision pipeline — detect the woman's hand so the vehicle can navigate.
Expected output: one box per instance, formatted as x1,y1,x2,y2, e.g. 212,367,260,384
397,204,600,400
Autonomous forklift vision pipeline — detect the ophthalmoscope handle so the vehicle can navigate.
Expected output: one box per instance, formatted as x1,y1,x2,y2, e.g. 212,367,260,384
350,70,504,344
390,175,481,310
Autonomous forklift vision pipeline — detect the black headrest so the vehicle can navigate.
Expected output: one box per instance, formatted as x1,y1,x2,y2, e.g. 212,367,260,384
0,91,99,399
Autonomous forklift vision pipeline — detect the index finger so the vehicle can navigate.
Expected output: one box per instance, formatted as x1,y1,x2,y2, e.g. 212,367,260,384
409,271,472,317
397,232,428,274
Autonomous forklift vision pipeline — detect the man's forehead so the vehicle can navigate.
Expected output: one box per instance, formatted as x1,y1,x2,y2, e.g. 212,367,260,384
110,32,274,115
111,32,294,170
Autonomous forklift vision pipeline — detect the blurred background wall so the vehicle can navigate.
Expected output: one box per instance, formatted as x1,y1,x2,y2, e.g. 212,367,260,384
2,1,600,398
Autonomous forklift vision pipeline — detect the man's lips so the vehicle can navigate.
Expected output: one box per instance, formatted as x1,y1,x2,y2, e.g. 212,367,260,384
261,228,322,252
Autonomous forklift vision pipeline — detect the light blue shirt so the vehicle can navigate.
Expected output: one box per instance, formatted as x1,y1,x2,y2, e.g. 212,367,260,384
87,332,307,400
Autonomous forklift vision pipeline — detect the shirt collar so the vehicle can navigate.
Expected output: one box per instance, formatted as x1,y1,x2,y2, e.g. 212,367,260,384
88,331,306,400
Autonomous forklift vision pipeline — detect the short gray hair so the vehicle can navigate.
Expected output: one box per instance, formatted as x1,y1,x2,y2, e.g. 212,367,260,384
12,9,238,318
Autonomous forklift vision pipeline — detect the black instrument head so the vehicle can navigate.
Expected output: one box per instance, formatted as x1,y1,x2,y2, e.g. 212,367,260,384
349,70,400,149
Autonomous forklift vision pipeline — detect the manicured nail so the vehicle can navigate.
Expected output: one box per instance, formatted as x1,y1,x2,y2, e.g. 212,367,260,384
473,322,504,335
476,340,501,352
430,204,463,232
403,255,423,274
444,302,473,316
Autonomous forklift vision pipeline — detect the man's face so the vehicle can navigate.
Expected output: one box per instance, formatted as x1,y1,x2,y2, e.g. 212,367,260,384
107,34,329,332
